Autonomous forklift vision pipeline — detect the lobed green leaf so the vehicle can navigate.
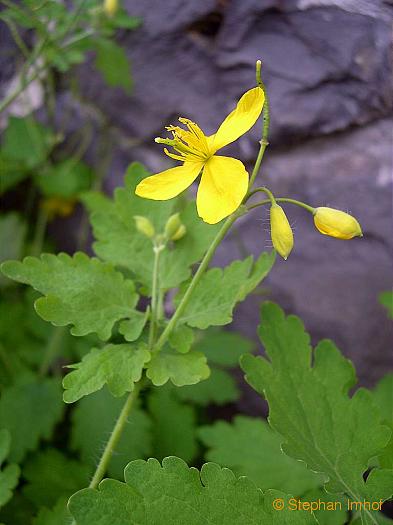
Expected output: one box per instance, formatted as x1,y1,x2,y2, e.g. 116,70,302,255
69,456,315,525
63,343,150,403
241,302,393,525
1,252,138,341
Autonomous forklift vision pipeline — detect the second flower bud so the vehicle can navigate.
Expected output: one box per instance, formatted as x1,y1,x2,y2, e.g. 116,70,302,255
270,204,294,260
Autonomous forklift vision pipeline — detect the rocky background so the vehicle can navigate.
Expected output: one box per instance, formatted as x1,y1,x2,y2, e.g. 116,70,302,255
3,0,393,389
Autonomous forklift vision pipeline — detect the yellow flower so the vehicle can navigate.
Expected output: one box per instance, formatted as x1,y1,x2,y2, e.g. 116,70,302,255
135,88,265,224
270,204,294,260
313,207,362,240
104,0,118,17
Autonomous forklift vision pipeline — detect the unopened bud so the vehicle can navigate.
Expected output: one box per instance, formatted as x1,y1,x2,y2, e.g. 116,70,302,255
165,213,184,240
171,224,186,241
313,207,362,240
134,215,155,239
103,0,118,17
270,204,294,260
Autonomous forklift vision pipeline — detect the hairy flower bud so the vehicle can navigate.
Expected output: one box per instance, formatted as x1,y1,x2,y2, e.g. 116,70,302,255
270,204,294,260
313,207,362,240
134,216,155,239
164,213,184,240
104,0,118,17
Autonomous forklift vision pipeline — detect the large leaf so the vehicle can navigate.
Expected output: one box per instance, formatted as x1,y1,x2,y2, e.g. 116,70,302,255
1,252,138,340
199,416,322,495
146,347,209,387
148,386,198,463
69,457,315,525
0,429,20,508
71,388,152,480
63,343,150,403
85,163,220,292
0,378,64,462
175,251,275,329
22,449,89,508
241,302,393,525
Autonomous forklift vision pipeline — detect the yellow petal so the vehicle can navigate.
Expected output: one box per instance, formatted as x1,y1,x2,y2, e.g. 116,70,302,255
196,156,248,224
135,161,203,200
313,207,362,240
211,87,265,152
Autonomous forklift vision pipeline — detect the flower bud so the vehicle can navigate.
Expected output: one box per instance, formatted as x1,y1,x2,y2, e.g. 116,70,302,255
171,224,186,241
134,215,155,239
103,0,118,17
313,207,362,240
270,204,294,260
164,213,184,240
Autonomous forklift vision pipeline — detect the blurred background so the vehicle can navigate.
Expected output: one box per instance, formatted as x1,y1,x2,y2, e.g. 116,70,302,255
1,0,392,391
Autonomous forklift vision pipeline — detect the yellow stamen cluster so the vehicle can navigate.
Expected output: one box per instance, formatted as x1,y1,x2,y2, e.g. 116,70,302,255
155,118,212,162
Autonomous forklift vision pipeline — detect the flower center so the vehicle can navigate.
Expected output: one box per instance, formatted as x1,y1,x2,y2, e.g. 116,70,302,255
155,117,212,162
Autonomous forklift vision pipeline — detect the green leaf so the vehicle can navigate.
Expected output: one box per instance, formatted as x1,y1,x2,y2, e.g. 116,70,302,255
0,152,29,194
199,416,322,495
175,367,239,406
35,159,93,198
379,291,393,319
94,38,132,93
63,343,150,403
0,429,20,508
1,116,53,168
241,302,393,525
148,386,198,463
69,457,315,525
0,378,64,462
146,347,209,387
71,388,152,479
372,374,393,469
22,449,89,508
168,325,195,354
175,251,275,329
119,310,149,342
1,252,138,340
194,330,255,367
0,214,26,287
87,162,220,292
300,489,348,525
174,331,254,406
32,498,71,525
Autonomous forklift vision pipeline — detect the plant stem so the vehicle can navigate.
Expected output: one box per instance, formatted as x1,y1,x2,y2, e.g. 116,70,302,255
89,383,142,489
247,197,315,214
248,73,270,190
154,214,238,353
148,245,163,350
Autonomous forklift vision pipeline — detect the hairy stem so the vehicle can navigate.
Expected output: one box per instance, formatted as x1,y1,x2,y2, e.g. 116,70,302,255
248,72,270,189
89,382,142,489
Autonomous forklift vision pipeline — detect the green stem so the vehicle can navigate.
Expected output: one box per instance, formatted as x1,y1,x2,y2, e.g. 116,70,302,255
148,244,163,350
88,383,142,489
248,67,270,190
247,197,315,214
154,214,238,353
